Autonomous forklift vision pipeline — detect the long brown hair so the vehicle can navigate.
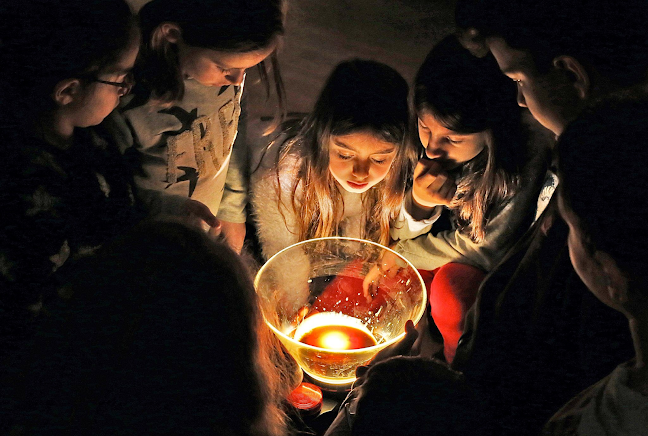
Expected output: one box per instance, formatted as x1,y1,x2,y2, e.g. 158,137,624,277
277,59,417,246
415,36,528,242
136,0,286,126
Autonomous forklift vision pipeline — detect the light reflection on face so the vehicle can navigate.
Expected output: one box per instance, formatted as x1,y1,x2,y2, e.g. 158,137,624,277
487,37,583,136
328,131,398,194
177,44,275,87
417,111,487,170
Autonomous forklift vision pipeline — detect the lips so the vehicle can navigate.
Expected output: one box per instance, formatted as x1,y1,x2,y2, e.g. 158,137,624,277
347,181,368,189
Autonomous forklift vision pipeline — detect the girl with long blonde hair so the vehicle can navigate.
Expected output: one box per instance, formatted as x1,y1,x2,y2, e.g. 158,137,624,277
251,59,417,259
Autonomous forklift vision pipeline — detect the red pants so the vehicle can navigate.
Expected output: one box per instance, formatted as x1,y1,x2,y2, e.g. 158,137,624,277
419,263,485,363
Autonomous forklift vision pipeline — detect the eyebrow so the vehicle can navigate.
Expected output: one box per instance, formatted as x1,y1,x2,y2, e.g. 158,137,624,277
103,65,133,76
209,54,239,70
418,120,471,137
333,139,396,154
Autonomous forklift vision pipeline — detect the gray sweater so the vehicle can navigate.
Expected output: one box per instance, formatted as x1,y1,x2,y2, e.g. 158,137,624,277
105,79,247,223
393,126,551,272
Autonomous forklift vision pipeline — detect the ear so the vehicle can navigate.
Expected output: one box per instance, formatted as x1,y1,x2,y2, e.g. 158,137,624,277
157,22,183,44
52,78,82,106
595,250,630,307
552,55,590,100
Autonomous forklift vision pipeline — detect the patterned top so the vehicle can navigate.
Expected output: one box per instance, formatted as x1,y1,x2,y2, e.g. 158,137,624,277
0,127,142,359
108,79,247,222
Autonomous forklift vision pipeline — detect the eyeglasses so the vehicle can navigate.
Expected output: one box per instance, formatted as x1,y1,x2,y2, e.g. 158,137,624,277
91,72,134,96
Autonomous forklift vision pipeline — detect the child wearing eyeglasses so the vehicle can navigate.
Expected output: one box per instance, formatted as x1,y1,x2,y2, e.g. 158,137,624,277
0,0,142,363
105,0,287,253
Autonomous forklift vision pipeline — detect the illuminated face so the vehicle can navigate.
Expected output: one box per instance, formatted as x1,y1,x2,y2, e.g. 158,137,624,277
487,37,583,136
417,111,488,170
176,44,275,87
328,131,398,194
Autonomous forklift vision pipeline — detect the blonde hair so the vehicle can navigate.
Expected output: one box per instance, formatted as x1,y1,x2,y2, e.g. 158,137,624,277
275,60,416,246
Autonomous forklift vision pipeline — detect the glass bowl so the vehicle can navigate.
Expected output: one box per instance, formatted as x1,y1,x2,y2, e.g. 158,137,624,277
254,237,426,385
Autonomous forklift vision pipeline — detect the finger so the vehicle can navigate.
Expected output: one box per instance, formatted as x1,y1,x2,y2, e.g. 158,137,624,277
187,199,219,227
208,221,222,237
362,266,381,301
413,159,432,179
437,179,457,203
384,263,401,279
414,159,443,180
372,319,419,363
399,320,419,354
429,174,450,194
355,364,369,378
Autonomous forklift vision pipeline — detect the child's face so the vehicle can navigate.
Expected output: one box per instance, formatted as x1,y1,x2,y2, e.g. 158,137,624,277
328,131,398,194
417,112,487,170
64,29,140,128
487,37,584,136
177,44,275,87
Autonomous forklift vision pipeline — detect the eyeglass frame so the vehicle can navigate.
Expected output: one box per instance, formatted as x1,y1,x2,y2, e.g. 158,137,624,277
88,72,135,96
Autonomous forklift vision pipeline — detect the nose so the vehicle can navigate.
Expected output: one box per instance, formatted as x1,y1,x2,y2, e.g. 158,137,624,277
516,86,527,108
352,159,370,180
225,69,246,86
425,146,444,160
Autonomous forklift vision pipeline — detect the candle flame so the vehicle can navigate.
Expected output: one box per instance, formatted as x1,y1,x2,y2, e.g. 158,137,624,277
292,312,377,350
319,330,352,350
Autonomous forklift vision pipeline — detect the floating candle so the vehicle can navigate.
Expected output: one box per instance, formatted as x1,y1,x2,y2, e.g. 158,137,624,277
299,324,377,350
293,312,377,350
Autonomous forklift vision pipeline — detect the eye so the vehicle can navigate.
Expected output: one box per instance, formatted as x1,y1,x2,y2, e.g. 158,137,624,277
337,153,353,160
418,120,429,130
447,137,463,145
216,65,231,74
371,158,388,165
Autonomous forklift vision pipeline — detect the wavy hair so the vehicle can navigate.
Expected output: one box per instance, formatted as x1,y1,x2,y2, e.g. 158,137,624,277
415,35,527,242
136,0,286,127
277,59,416,246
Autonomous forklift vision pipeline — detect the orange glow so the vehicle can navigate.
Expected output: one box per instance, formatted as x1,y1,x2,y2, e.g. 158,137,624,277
299,324,377,350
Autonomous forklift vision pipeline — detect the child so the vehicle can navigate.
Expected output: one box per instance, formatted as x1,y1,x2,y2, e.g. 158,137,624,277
448,1,647,433
2,221,293,435
108,0,286,253
251,59,417,260
378,35,549,362
0,0,141,359
543,96,648,434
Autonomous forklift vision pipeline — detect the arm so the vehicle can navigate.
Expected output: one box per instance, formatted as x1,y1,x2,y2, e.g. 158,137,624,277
395,157,547,272
216,90,249,252
390,192,443,241
391,158,453,241
250,155,301,260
